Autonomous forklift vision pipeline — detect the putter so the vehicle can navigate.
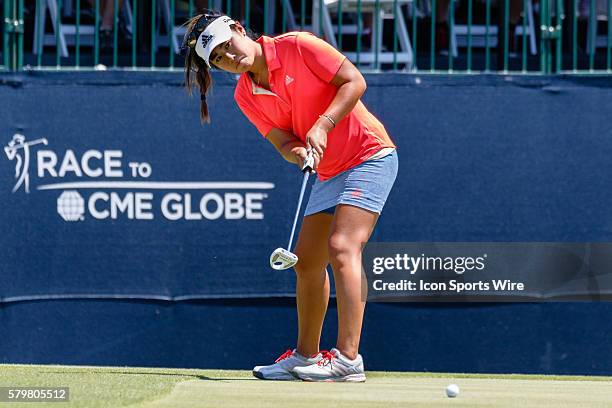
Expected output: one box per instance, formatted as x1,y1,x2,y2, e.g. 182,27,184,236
270,151,315,270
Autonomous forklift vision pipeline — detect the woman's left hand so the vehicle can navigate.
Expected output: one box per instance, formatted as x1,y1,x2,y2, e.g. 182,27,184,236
306,126,328,162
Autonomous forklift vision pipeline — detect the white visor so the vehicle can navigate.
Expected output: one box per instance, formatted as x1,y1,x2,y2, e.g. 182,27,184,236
195,16,236,67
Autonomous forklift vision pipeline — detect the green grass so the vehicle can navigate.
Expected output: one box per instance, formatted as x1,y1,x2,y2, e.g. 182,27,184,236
0,364,611,408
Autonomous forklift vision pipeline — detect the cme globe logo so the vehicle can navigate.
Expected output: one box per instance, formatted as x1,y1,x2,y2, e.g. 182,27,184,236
4,134,274,223
57,191,85,221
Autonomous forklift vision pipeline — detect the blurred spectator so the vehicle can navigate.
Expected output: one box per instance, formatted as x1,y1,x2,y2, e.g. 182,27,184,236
180,0,247,25
578,0,608,18
434,0,524,56
87,0,126,48
577,0,608,51
190,0,211,11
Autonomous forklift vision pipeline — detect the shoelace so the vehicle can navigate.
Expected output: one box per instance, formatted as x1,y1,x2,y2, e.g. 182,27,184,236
274,349,294,363
317,350,335,368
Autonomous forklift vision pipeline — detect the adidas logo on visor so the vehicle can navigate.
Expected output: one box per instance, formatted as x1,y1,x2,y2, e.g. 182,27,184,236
200,34,214,49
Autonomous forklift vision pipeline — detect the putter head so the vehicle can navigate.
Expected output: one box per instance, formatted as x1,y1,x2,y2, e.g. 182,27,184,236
270,248,298,270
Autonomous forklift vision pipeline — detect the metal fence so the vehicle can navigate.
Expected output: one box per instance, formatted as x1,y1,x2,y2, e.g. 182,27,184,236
2,0,24,70
0,0,611,73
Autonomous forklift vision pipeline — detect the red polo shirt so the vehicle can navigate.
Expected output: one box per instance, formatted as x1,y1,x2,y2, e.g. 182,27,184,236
234,32,395,181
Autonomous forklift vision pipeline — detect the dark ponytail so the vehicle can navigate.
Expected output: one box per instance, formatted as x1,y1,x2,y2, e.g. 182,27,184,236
183,12,223,124
184,40,212,123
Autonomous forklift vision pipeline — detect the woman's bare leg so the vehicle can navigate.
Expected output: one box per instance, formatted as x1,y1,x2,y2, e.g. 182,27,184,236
328,204,378,360
293,212,333,357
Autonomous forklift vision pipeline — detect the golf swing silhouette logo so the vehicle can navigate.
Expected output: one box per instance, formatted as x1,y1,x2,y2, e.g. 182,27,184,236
270,151,315,270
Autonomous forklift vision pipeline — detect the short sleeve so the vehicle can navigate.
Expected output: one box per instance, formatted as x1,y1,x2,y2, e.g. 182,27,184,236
235,92,274,138
297,33,346,83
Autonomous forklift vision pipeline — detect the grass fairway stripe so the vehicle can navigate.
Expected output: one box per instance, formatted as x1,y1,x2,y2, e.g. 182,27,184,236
138,376,612,408
1,365,611,408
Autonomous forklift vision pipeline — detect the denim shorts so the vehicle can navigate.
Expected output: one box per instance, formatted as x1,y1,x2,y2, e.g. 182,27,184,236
304,150,398,216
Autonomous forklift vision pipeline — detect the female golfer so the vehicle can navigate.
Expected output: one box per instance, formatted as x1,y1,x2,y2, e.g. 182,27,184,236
182,11,397,382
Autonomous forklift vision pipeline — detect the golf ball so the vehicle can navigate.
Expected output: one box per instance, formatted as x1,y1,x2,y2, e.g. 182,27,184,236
446,384,460,398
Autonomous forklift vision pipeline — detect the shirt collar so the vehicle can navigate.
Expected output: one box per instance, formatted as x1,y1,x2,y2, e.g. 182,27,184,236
256,35,281,72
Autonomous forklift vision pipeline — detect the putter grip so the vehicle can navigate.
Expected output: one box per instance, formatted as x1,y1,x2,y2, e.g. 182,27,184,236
302,151,314,173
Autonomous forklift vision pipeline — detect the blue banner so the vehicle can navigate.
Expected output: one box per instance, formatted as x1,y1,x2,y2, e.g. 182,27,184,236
2,73,612,301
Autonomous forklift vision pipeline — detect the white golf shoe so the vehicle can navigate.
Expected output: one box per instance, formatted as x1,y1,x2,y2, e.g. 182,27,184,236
292,348,366,382
252,349,322,380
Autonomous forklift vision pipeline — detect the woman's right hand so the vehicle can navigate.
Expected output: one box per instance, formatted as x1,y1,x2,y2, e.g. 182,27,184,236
291,146,319,171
